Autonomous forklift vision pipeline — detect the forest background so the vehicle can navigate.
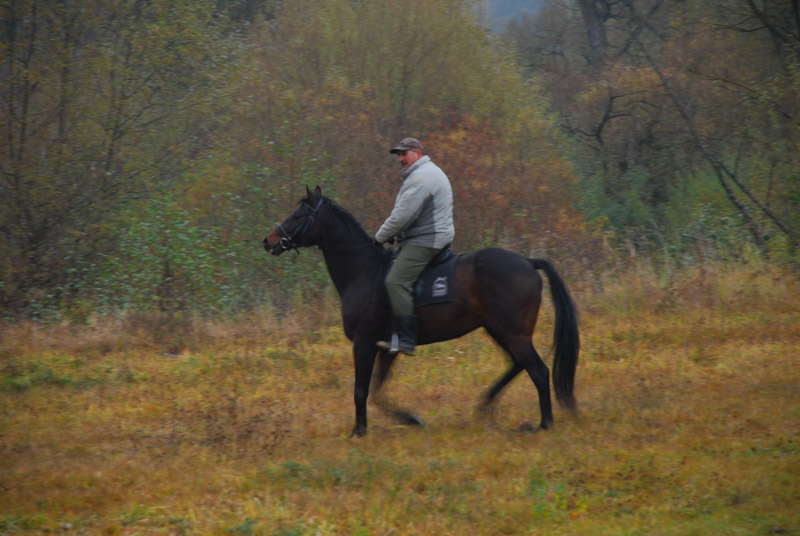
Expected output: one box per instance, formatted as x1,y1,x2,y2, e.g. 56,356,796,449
1,0,799,321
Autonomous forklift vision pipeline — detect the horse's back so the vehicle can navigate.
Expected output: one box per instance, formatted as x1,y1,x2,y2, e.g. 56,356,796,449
458,248,541,287
460,248,543,332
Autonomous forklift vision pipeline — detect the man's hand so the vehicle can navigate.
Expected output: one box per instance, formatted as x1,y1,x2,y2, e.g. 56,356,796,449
371,237,395,247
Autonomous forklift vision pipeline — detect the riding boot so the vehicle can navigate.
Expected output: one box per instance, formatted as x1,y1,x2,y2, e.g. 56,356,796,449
395,315,418,356
376,315,418,356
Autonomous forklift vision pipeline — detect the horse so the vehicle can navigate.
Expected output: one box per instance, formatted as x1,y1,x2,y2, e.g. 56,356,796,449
263,186,580,437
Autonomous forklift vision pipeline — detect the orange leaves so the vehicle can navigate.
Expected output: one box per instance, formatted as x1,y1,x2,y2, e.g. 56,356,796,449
426,116,586,255
207,0,597,268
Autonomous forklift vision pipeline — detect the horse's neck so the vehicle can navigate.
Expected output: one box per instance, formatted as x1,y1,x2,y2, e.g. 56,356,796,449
318,208,379,296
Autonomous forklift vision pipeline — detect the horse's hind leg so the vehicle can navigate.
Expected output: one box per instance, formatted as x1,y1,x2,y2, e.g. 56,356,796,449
491,334,553,431
516,341,553,431
372,350,424,427
479,361,524,417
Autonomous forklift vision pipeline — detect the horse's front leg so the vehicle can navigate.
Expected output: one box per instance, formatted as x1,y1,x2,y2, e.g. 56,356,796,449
373,350,425,427
351,341,377,437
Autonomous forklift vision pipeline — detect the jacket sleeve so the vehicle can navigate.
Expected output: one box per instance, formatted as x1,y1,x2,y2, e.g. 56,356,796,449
375,175,429,244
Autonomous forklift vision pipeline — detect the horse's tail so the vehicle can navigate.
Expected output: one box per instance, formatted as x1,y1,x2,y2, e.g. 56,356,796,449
530,258,580,411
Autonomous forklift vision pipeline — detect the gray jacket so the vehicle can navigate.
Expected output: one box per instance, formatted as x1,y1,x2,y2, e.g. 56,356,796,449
375,155,455,249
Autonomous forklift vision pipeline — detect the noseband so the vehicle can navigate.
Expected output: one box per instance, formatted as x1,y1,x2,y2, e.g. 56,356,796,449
276,198,325,252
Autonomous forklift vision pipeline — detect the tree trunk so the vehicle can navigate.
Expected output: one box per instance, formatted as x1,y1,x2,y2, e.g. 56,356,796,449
578,0,609,68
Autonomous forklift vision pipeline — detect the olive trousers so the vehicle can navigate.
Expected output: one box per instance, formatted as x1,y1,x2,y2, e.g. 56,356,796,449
385,244,441,317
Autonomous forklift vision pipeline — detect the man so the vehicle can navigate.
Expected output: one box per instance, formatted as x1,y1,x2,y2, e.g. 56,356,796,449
374,137,455,355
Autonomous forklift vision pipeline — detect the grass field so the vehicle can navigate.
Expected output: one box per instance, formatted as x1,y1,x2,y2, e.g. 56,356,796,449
2,263,799,535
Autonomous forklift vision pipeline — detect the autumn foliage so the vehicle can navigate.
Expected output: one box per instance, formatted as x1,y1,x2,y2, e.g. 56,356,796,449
1,0,798,318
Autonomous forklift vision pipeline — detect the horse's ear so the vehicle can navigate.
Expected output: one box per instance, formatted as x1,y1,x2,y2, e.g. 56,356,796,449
306,185,322,200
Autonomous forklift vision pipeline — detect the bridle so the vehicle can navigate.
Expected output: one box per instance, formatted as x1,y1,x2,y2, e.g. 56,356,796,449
276,197,325,252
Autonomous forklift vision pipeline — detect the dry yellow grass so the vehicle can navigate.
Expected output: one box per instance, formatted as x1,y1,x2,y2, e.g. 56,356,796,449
1,263,799,535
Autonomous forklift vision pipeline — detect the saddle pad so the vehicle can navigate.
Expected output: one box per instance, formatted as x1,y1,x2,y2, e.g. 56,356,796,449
379,249,457,308
413,252,456,306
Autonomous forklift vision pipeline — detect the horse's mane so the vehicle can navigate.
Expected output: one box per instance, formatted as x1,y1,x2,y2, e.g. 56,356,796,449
324,196,372,243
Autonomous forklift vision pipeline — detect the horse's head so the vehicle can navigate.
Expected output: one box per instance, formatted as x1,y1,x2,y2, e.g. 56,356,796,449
263,185,325,255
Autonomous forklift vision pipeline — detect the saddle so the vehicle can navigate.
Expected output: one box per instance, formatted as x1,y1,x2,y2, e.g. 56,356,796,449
380,247,457,307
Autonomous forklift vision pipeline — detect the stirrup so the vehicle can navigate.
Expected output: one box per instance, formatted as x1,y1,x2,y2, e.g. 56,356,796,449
376,333,400,354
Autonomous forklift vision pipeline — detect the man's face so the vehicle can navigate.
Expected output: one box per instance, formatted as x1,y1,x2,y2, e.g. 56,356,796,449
396,149,423,171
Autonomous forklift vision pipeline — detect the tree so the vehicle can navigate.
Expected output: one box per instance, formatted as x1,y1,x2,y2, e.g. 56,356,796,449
577,0,610,68
208,0,587,256
652,0,800,251
0,0,234,315
502,0,799,258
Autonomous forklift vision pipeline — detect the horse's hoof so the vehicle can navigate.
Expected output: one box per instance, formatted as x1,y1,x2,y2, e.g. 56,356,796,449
350,426,367,438
395,411,425,427
519,422,539,434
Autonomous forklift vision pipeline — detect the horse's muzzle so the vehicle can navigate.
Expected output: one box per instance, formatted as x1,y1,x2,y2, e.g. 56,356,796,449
263,234,285,256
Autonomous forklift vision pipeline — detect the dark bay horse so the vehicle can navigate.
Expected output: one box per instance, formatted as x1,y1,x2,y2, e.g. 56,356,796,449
263,186,579,437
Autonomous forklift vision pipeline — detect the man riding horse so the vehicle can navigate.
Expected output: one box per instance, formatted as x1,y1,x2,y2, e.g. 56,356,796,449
264,185,579,436
373,137,455,356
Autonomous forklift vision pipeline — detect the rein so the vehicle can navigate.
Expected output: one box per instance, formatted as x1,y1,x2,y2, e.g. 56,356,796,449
276,197,325,253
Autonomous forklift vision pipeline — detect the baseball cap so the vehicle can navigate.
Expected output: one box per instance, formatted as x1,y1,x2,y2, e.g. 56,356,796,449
390,137,424,154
